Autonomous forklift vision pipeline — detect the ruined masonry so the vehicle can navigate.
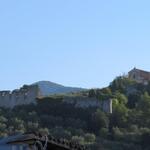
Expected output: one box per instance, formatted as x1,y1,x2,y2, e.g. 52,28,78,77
0,84,112,113
0,85,40,108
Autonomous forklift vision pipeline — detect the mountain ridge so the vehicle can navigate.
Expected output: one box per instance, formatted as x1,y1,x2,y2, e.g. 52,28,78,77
32,80,86,96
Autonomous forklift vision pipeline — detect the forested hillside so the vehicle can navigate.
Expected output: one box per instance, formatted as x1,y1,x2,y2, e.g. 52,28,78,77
1,77,150,150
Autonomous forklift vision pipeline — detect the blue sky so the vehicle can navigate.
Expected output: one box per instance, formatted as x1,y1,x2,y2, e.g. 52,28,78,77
0,0,150,90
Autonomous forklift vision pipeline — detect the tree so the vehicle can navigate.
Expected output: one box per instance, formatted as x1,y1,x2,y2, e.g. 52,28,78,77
38,128,49,135
88,89,96,97
127,92,140,108
50,127,71,139
136,92,150,127
91,109,109,133
137,92,150,112
110,102,128,128
141,131,150,149
110,76,135,93
115,92,128,104
84,133,96,144
71,136,85,145
95,88,112,100
27,121,39,132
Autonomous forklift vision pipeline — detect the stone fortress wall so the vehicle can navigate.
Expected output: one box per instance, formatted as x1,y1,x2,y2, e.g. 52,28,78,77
0,85,39,108
0,84,112,113
63,96,112,113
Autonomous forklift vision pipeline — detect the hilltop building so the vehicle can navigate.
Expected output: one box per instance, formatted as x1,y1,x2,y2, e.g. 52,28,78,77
128,68,150,85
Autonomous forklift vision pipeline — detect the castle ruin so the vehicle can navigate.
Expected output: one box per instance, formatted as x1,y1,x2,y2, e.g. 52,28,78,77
0,84,112,113
63,96,112,113
0,85,40,108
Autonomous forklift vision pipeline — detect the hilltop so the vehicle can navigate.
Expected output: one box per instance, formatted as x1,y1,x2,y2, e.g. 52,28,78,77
32,81,85,96
1,69,150,149
1,76,150,150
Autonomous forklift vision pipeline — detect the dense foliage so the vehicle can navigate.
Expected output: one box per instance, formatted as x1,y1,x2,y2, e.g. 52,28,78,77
1,77,150,149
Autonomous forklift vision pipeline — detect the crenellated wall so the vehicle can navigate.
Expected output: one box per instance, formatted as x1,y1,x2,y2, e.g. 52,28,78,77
0,85,40,108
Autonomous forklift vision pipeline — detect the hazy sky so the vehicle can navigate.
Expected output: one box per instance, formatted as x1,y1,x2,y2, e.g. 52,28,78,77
0,0,150,90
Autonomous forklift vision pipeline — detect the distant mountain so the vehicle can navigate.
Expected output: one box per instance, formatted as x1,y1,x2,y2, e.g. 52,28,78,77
32,81,85,96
